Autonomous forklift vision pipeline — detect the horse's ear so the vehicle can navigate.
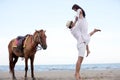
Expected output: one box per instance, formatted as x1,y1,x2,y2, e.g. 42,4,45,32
44,30,46,33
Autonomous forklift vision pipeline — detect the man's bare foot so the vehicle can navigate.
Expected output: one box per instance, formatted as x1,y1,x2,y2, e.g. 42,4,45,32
75,73,82,80
79,76,82,80
94,28,101,33
75,73,80,80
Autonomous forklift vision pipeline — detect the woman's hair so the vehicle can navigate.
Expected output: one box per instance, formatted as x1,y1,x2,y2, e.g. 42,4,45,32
72,4,86,18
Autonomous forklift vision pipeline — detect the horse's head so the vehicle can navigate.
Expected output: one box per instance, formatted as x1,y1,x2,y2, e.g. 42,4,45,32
33,29,47,50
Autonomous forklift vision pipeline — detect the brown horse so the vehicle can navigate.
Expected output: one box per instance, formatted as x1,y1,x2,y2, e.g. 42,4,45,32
8,29,47,80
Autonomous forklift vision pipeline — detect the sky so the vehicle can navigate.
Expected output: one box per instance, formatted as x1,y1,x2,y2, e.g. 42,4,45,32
0,0,120,65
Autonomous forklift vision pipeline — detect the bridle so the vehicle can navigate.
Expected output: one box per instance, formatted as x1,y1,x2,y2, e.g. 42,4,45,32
33,31,43,51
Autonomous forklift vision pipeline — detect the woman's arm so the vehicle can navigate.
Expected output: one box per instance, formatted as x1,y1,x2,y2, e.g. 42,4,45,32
72,16,78,27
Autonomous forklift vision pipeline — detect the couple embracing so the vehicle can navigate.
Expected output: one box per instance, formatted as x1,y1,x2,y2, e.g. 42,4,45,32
66,4,101,80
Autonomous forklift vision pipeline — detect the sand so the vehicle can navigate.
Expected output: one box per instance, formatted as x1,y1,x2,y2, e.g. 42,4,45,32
0,69,120,80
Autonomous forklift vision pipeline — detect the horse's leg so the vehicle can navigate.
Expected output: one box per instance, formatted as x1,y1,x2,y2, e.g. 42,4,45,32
9,53,13,73
9,53,16,80
12,56,18,80
30,55,35,80
25,57,28,79
13,56,18,68
13,56,18,77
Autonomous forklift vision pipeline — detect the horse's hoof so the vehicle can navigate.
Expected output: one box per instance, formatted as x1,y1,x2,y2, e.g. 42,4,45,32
24,77,27,80
12,77,17,80
32,77,36,80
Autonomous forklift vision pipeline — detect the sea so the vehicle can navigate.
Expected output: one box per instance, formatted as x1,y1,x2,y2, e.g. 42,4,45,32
0,63,120,72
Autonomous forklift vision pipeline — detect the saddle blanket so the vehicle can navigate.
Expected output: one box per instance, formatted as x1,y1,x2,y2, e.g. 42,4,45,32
12,35,29,48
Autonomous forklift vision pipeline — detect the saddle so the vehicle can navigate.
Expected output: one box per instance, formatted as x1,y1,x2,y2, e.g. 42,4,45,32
12,34,29,53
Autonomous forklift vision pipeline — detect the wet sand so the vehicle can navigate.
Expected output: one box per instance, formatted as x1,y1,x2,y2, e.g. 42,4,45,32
0,69,120,80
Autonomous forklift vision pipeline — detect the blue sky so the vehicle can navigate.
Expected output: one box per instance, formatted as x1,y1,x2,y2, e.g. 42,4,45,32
0,0,120,65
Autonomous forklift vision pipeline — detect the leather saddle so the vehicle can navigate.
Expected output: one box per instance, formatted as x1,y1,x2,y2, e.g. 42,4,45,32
13,34,29,53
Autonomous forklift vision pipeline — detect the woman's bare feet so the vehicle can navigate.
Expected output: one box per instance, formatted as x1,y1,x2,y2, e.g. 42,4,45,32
94,28,101,33
86,50,90,57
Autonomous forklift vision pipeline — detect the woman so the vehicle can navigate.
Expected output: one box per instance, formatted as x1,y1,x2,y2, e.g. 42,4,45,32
66,4,101,80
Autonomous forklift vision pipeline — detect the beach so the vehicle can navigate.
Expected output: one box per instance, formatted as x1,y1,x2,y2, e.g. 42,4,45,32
0,69,120,80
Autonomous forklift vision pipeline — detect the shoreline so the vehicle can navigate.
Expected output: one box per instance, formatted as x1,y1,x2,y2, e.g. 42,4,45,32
0,69,120,80
1,63,120,72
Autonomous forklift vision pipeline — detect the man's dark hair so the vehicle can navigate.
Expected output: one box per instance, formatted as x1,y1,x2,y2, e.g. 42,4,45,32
68,21,73,29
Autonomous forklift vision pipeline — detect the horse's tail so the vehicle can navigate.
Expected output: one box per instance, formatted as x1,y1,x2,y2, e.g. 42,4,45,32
8,40,14,73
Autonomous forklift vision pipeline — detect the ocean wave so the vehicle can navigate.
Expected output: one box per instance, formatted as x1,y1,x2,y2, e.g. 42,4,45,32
0,63,120,71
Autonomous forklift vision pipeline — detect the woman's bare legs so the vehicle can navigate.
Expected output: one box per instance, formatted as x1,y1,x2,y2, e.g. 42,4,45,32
89,28,101,36
86,45,90,57
86,28,101,57
75,56,83,80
